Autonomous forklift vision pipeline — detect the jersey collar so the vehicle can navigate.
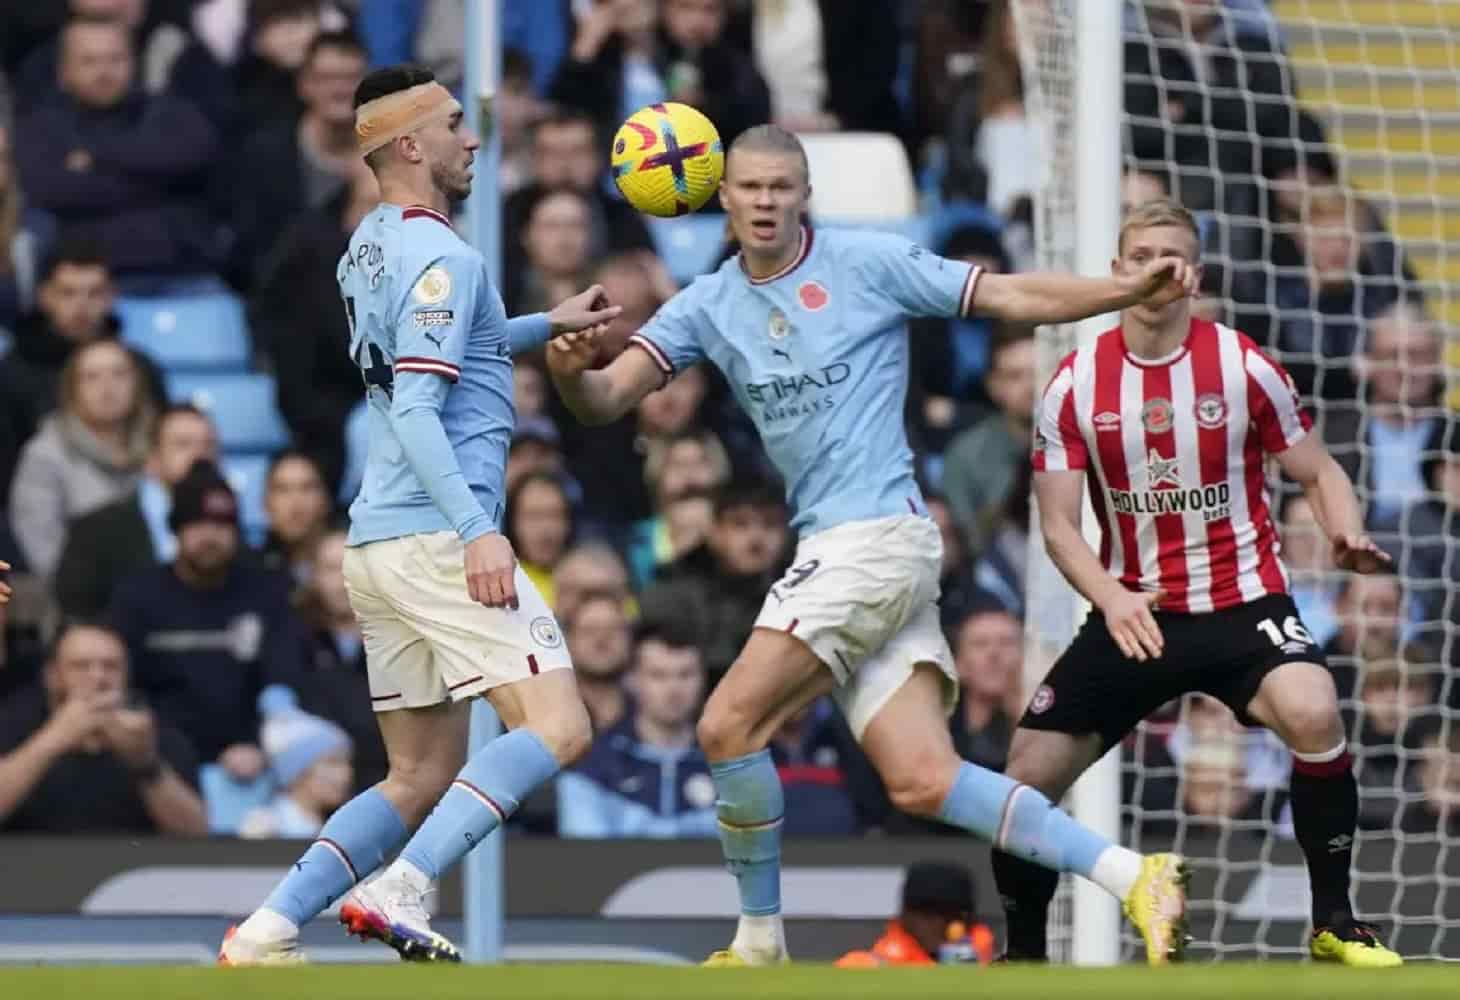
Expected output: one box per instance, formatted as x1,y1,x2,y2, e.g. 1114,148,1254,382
740,225,814,285
400,204,452,228
1120,317,1201,368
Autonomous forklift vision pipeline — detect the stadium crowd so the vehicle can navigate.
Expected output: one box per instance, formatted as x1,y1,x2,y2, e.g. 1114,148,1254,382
0,0,1455,844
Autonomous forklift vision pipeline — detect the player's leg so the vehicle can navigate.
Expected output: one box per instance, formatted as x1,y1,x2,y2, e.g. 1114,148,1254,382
991,727,1103,961
852,639,1187,966
1242,659,1402,968
697,625,836,965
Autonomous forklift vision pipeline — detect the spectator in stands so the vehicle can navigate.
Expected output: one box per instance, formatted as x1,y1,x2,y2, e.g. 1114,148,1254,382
835,861,995,967
1177,739,1276,831
1323,570,1406,705
0,243,164,471
1121,165,1171,213
939,325,1036,557
949,603,1023,774
239,707,353,838
1352,656,1435,830
769,697,867,835
505,187,595,316
506,415,569,500
740,0,903,137
956,0,1036,219
502,110,654,271
1402,716,1460,835
628,428,733,587
1251,189,1412,406
0,124,56,336
54,403,216,618
17,16,222,282
1167,693,1291,795
553,252,668,534
107,460,306,774
505,472,575,609
565,590,633,733
927,496,980,631
553,541,635,623
1124,0,1310,220
557,618,716,837
657,0,770,149
550,0,664,140
908,221,1013,470
230,0,324,135
1383,422,1460,654
232,29,367,287
9,339,155,580
498,49,548,197
253,164,380,494
1280,492,1341,647
1324,300,1444,524
0,620,206,834
260,450,332,582
640,480,786,684
291,528,385,791
971,460,1031,618
515,358,550,422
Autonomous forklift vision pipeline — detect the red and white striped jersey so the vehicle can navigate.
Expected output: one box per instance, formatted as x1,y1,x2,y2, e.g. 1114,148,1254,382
1032,318,1311,614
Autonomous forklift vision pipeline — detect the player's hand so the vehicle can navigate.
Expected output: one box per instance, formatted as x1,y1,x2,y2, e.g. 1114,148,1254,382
548,284,622,336
465,532,518,610
546,329,604,379
218,742,266,781
1333,533,1391,574
1100,589,1165,662
1126,258,1197,309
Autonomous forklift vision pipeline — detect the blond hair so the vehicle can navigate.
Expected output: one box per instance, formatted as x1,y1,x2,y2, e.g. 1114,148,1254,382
1118,197,1201,254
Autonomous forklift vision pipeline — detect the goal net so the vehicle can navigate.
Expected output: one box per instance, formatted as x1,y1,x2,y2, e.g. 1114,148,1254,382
1010,0,1459,963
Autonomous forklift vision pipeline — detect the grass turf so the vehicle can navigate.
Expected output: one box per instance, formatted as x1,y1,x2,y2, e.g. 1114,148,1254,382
4,962,1455,1000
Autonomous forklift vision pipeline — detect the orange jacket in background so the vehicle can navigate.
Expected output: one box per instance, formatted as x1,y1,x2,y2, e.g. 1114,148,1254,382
835,920,995,968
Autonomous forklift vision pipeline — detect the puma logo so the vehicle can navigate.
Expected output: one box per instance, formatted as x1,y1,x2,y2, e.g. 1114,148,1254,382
771,348,791,363
424,330,446,348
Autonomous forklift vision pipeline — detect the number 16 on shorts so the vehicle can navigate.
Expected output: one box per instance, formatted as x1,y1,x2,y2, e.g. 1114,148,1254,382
1256,614,1316,656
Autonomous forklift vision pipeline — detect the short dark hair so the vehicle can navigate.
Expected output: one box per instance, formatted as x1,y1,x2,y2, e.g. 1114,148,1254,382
988,323,1034,366
534,106,596,138
503,48,534,89
633,616,702,659
267,448,326,485
41,239,110,283
713,479,785,520
564,589,628,632
306,28,366,67
249,0,319,30
151,402,210,448
48,618,126,663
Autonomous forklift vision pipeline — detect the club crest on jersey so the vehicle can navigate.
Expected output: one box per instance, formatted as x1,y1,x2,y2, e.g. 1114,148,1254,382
530,617,563,649
767,307,791,341
1194,393,1228,429
412,266,452,305
798,280,830,312
1030,685,1055,714
1094,411,1121,431
1141,397,1174,434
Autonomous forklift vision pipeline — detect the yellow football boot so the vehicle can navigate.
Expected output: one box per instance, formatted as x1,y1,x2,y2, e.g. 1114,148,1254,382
1311,920,1403,968
1122,853,1190,965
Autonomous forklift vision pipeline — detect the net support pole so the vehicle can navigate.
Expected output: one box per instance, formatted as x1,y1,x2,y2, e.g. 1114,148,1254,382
462,0,505,966
1068,0,1124,968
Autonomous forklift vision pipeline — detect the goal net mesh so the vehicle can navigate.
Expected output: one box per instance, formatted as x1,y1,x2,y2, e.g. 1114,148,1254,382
1010,0,1459,962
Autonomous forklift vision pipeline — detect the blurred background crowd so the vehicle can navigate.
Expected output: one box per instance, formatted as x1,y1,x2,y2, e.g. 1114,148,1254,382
0,0,1455,846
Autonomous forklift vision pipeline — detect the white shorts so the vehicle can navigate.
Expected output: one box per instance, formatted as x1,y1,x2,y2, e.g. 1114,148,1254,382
343,531,572,712
752,514,957,740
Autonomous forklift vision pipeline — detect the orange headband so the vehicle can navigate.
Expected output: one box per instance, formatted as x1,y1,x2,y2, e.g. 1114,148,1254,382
355,81,462,156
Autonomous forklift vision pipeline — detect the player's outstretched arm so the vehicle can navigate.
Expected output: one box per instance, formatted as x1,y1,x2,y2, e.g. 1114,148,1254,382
1035,469,1164,660
1274,434,1391,574
546,331,664,425
972,258,1197,325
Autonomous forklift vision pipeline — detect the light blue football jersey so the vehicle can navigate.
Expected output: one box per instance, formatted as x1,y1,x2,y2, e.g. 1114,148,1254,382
630,226,980,536
338,203,549,547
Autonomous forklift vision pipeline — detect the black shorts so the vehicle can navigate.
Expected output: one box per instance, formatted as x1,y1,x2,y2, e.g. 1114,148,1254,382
1019,592,1328,751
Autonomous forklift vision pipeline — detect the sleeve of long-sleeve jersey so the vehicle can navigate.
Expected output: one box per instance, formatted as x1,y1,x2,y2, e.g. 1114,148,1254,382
388,256,495,542
1031,360,1087,472
506,312,551,354
1245,345,1312,455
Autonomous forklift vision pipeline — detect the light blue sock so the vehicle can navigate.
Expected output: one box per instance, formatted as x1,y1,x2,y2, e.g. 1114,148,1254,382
710,749,784,917
399,728,560,880
938,761,1110,878
263,787,407,925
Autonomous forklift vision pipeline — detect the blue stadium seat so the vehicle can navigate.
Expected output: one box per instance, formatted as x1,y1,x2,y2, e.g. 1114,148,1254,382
220,453,270,548
166,372,290,453
648,214,728,286
116,293,251,372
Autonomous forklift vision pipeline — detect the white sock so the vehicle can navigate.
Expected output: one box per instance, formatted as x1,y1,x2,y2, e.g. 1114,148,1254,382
1089,845,1145,899
732,912,787,960
238,907,299,942
383,858,433,896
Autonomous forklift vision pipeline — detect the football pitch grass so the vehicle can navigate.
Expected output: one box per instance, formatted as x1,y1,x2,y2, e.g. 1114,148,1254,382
5,962,1456,1000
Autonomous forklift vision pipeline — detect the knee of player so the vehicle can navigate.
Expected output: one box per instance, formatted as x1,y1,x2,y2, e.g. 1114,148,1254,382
1279,698,1344,750
531,700,594,766
881,755,961,818
382,760,456,820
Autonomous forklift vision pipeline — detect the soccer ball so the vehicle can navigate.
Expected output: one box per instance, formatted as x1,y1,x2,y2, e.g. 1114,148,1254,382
611,102,724,218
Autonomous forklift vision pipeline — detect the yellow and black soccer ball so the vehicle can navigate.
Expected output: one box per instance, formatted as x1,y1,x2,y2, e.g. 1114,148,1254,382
610,102,724,218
